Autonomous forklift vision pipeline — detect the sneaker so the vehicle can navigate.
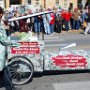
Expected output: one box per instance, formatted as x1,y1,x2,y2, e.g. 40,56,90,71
59,33,62,34
12,87,21,90
83,33,87,35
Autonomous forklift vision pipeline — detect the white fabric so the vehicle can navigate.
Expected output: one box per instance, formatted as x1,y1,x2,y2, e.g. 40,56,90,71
27,18,30,23
84,23,90,34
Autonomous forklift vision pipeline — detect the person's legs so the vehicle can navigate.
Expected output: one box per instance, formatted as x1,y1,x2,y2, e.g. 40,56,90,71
65,20,69,31
51,24,54,33
0,68,12,90
47,23,51,34
84,23,90,35
75,20,80,30
59,24,62,34
70,18,73,29
38,22,41,33
34,22,38,33
50,24,54,33
44,23,48,34
36,22,40,39
4,67,14,90
6,29,10,37
3,67,21,90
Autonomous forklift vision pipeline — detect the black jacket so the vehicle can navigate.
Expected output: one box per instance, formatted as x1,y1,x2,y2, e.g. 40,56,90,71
86,13,90,22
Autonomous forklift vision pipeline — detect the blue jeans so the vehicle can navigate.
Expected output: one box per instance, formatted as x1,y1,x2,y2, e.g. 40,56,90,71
0,67,13,90
75,20,80,30
65,20,69,31
34,22,41,33
44,23,51,34
50,24,54,33
73,20,80,30
72,20,75,29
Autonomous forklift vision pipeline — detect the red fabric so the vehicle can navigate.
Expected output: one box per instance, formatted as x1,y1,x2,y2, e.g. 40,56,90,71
63,12,72,21
19,19,28,32
61,12,66,18
50,13,55,25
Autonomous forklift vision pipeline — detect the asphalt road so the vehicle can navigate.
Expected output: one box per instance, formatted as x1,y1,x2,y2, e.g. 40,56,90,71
15,72,90,90
44,30,90,51
18,30,90,90
1,30,90,90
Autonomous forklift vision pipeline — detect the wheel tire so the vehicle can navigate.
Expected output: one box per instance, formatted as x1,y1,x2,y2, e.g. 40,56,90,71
8,56,34,85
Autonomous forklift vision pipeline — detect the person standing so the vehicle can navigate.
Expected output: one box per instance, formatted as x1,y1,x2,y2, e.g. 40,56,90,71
49,13,55,34
1,11,10,37
0,7,21,90
72,8,80,30
64,10,72,31
84,5,90,35
55,13,63,34
42,13,51,35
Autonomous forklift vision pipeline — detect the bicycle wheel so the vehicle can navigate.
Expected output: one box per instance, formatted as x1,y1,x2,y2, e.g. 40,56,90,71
8,56,34,85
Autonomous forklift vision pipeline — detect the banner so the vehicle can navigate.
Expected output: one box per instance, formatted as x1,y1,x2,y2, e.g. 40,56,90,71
11,42,40,54
51,54,87,69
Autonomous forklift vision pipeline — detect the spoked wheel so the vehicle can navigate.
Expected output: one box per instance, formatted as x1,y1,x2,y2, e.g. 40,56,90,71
8,56,34,85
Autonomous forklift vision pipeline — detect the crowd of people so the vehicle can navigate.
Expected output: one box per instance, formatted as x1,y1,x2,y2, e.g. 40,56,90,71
1,5,90,37
0,4,90,90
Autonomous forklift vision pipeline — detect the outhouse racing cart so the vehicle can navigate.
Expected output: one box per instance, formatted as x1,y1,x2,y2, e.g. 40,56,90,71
8,11,90,85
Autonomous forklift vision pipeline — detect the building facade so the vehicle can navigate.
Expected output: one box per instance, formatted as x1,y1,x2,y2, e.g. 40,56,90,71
0,0,4,8
4,0,78,9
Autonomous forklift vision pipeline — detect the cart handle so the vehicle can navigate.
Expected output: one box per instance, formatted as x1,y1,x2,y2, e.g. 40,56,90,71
60,43,76,50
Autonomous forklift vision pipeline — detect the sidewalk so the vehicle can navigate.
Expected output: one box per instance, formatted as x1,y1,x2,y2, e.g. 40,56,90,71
62,29,83,33
32,29,83,36
37,29,83,40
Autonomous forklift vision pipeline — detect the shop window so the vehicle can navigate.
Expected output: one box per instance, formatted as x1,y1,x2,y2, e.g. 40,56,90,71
55,0,59,6
64,0,67,8
36,0,39,6
10,0,21,4
28,0,31,4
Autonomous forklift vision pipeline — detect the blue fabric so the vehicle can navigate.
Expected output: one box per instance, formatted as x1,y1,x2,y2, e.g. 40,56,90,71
65,20,69,31
34,22,41,33
42,14,51,34
50,24,54,33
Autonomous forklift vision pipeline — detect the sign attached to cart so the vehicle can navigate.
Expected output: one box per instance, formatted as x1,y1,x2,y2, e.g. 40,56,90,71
11,42,40,54
51,54,87,69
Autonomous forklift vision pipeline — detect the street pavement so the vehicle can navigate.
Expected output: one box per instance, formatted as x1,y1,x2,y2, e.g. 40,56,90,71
15,73,90,90
53,81,90,90
1,29,90,90
43,29,90,51
17,30,90,90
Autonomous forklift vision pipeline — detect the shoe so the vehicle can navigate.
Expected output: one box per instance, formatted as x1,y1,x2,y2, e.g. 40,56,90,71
12,87,21,90
83,33,87,35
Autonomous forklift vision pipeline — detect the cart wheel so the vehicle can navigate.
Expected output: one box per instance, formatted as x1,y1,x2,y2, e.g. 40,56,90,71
8,56,34,85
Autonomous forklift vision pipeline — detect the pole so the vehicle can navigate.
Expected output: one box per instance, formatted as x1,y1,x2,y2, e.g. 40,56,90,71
42,28,44,40
4,0,6,8
44,0,46,8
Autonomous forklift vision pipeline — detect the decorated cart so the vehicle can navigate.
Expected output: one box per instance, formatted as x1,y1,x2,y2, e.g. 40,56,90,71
7,11,90,85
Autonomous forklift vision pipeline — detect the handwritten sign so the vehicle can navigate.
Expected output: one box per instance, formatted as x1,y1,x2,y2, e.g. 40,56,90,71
11,42,40,54
51,54,87,68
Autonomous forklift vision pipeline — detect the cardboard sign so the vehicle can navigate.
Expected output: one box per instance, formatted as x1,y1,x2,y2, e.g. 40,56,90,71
11,42,40,54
